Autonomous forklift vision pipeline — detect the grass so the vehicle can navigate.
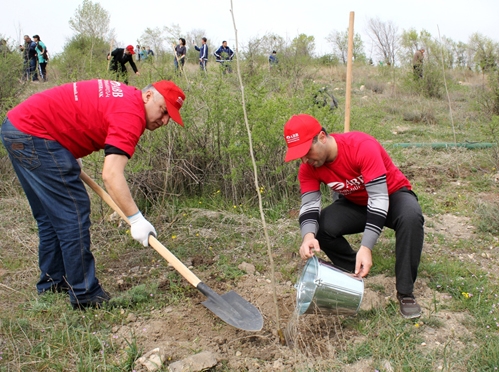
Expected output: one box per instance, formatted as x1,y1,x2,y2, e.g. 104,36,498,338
2,61,499,371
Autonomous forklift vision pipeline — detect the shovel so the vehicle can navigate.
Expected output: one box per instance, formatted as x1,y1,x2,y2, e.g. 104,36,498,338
79,170,263,332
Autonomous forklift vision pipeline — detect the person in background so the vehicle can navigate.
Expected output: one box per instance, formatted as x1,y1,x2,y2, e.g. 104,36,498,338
269,50,278,68
107,45,140,84
146,46,154,58
20,35,38,81
283,114,424,319
214,40,234,74
33,35,48,82
1,79,186,309
0,39,10,56
193,37,208,72
141,46,148,61
173,38,186,74
135,44,141,61
413,48,425,79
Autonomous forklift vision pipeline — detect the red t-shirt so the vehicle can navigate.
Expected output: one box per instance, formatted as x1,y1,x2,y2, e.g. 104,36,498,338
299,131,411,205
7,79,146,158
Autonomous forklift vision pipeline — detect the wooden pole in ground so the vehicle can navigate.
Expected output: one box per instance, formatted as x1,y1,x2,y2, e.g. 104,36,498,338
344,11,355,133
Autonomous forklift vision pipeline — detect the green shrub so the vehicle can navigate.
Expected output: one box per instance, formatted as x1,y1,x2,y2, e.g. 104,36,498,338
0,38,27,116
53,34,110,82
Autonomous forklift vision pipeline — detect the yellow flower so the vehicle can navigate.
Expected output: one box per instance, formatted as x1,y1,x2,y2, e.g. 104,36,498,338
172,235,177,239
414,323,420,328
233,205,237,209
196,233,199,237
462,292,470,299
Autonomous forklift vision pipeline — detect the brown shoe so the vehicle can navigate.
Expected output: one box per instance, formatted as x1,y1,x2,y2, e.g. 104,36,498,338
397,293,421,319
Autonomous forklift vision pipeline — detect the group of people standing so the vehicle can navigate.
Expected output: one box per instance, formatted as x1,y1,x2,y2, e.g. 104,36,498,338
175,37,235,74
19,34,49,82
108,37,279,81
134,45,155,61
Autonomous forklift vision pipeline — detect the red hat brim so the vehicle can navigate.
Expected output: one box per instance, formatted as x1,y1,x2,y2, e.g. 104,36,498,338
284,138,313,162
165,100,183,126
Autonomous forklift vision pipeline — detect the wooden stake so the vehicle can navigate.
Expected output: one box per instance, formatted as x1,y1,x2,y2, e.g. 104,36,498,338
344,11,355,133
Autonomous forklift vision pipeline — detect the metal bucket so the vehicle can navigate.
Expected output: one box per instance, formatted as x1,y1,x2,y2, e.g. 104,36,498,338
295,256,364,316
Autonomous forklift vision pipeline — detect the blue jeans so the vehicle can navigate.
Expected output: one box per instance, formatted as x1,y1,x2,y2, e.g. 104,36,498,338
1,118,105,304
174,57,185,71
29,57,38,81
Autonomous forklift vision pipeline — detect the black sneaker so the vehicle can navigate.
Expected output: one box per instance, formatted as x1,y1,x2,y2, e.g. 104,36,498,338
72,290,111,310
397,293,421,319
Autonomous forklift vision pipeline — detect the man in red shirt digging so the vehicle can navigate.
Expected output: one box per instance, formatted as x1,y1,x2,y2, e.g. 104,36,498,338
1,79,185,309
284,114,424,319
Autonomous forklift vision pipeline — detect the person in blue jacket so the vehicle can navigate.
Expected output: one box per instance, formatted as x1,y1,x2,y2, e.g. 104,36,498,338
194,37,208,71
214,40,234,74
269,50,278,68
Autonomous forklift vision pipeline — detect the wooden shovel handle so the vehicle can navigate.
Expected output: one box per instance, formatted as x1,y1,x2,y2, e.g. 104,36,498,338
79,170,201,287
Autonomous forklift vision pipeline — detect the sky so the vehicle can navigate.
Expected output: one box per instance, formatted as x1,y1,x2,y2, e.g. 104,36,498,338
1,0,498,58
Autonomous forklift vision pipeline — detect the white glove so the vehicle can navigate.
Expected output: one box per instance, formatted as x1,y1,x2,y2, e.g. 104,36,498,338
128,211,156,247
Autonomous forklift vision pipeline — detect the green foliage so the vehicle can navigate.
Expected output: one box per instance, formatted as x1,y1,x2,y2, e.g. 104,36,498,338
140,26,165,55
54,34,111,81
402,57,444,99
475,199,499,234
69,0,111,40
482,72,499,116
399,28,432,66
325,29,366,64
468,33,499,73
317,54,340,66
290,34,315,58
127,65,340,208
0,38,27,116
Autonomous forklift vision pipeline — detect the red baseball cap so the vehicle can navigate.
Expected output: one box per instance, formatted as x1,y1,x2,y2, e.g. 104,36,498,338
152,81,186,126
283,114,322,162
126,45,135,54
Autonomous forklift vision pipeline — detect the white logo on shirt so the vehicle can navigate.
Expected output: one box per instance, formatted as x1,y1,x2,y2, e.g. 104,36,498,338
327,175,364,195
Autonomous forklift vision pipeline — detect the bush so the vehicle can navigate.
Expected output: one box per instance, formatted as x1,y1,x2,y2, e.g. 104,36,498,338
0,39,27,116
124,64,340,210
53,35,110,82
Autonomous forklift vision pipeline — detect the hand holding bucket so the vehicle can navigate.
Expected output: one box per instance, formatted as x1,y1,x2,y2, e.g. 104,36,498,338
296,256,364,316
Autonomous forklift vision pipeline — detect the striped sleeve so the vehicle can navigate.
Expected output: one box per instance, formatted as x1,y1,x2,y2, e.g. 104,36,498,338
361,175,389,249
299,191,321,238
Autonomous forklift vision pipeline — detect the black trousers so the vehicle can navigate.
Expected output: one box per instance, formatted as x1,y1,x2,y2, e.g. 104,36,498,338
316,188,424,296
38,62,47,81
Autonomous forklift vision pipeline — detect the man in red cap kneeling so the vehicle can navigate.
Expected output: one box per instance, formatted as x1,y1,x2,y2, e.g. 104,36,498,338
108,44,140,84
1,79,185,309
283,114,424,319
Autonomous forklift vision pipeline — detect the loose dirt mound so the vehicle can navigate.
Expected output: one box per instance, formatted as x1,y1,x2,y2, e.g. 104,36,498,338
110,269,471,371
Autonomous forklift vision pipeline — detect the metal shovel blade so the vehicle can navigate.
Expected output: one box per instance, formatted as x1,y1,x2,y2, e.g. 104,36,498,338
198,282,263,332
